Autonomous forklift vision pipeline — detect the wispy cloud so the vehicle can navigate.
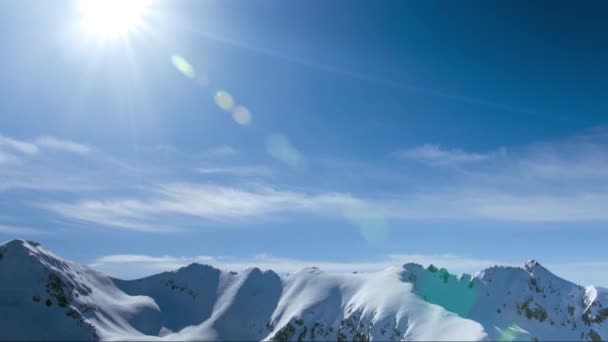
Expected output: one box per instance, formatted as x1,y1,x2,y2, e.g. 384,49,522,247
195,165,273,177
397,144,496,166
0,173,103,193
0,224,43,235
34,136,91,155
0,133,114,193
40,182,608,233
42,200,167,232
7,130,608,233
515,135,608,184
0,134,91,156
40,183,362,231
386,131,608,222
0,135,38,155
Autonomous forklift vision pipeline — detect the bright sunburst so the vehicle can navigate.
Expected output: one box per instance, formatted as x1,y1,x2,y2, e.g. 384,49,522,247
79,0,150,38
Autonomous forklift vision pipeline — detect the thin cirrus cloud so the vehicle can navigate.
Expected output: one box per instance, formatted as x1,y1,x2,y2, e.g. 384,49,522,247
0,135,39,155
40,183,363,232
0,134,91,158
34,136,92,155
40,183,608,234
195,165,273,177
34,128,608,231
397,144,497,166
0,134,102,193
41,199,167,232
6,130,608,232
388,131,608,221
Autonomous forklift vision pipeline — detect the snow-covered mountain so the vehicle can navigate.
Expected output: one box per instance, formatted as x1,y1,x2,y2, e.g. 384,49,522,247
1,239,607,341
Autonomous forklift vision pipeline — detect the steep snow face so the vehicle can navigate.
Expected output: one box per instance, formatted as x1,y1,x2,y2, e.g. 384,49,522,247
0,240,160,341
400,260,608,341
1,239,607,341
116,265,284,341
113,263,223,334
179,267,283,341
267,267,486,341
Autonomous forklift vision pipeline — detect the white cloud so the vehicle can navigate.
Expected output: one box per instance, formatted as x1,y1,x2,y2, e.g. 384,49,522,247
0,134,113,194
397,144,494,166
0,135,39,155
34,136,91,155
42,200,171,232
7,129,608,233
0,174,103,193
40,180,608,233
91,252,509,280
516,140,608,184
386,133,608,222
155,183,359,219
0,134,91,156
40,183,362,231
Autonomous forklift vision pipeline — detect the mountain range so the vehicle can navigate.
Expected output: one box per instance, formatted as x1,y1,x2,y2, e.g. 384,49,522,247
0,239,607,341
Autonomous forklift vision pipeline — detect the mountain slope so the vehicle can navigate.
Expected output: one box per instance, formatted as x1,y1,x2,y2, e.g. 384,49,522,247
0,240,161,341
401,261,608,341
0,239,606,341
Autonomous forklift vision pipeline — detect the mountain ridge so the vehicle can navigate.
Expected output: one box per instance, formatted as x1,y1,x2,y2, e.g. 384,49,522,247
1,239,606,341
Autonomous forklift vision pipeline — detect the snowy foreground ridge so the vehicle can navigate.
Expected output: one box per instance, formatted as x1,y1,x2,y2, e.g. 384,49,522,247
1,240,608,341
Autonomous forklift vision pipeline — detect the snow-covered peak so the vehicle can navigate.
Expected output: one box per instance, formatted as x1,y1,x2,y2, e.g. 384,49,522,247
179,262,220,273
0,239,74,282
1,238,39,248
2,242,608,341
525,258,539,270
1,239,47,259
524,259,552,276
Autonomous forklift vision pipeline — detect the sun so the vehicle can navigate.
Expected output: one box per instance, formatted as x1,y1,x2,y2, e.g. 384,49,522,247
79,0,150,38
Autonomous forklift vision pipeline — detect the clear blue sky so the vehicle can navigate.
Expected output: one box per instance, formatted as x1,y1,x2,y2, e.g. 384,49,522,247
1,0,607,284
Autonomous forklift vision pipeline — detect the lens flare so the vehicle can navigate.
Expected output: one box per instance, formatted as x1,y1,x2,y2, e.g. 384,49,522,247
342,203,388,244
171,55,196,79
265,133,303,167
232,106,252,125
496,325,529,341
214,91,235,111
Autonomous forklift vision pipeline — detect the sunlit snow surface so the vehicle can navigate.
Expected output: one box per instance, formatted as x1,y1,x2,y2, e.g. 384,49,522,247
1,240,607,341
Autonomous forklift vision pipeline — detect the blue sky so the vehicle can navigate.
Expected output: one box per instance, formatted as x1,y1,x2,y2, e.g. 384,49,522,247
1,0,608,284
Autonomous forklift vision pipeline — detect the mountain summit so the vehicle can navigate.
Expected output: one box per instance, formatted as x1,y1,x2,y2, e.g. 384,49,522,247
0,239,606,341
